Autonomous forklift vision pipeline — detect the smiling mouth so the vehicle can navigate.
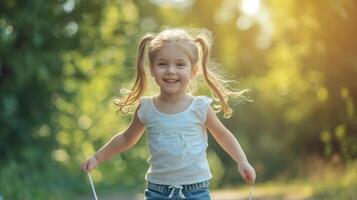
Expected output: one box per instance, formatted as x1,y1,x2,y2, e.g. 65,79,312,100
163,79,179,83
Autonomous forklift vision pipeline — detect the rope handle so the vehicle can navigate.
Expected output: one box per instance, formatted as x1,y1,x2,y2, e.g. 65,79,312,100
249,185,254,200
87,172,99,200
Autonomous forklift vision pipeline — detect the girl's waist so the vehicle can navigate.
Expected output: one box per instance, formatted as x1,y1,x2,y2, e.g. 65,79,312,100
147,180,209,193
145,166,212,186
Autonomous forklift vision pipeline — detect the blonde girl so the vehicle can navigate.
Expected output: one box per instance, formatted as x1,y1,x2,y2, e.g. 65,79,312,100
81,28,256,200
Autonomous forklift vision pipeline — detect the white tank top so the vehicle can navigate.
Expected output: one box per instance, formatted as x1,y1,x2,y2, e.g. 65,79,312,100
137,95,213,185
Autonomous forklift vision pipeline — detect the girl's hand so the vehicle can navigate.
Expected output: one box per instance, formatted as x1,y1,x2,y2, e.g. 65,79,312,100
81,156,98,172
237,160,256,185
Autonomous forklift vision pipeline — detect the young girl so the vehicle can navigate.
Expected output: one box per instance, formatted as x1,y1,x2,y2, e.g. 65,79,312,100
81,28,256,200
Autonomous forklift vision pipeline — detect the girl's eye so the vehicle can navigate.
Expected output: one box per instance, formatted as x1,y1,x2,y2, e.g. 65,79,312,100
177,63,186,67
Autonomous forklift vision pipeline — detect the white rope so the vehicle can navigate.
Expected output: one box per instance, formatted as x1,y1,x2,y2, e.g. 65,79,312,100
249,185,254,200
87,172,99,200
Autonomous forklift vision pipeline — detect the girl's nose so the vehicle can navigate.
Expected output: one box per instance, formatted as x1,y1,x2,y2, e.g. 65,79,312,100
166,65,176,74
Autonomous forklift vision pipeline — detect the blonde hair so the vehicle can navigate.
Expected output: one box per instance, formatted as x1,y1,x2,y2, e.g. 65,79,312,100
114,28,251,118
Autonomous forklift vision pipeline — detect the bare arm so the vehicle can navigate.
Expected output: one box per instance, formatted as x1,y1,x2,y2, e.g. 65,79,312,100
205,106,256,184
81,106,145,172
205,106,247,164
94,107,145,164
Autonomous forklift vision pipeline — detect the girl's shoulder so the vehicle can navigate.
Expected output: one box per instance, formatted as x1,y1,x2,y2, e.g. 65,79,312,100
137,96,154,124
191,96,213,123
137,96,154,111
139,96,153,104
192,95,213,108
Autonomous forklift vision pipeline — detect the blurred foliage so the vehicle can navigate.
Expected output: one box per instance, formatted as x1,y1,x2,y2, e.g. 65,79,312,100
0,0,356,199
307,160,357,199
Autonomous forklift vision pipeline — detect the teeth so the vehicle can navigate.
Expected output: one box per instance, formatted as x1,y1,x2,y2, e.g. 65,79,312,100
164,79,178,83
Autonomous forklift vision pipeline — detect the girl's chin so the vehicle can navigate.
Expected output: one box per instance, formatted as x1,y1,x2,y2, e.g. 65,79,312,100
160,88,186,95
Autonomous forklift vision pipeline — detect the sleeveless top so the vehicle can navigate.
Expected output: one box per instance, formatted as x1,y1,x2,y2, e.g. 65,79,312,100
137,95,213,185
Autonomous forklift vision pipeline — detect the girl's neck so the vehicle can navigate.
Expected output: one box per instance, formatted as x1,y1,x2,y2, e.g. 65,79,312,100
156,93,191,104
153,93,194,115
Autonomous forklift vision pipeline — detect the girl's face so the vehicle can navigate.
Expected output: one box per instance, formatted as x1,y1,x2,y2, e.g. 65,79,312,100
150,43,197,97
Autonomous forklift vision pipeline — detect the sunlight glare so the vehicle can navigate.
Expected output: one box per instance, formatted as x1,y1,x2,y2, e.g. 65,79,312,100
236,16,252,30
240,0,260,16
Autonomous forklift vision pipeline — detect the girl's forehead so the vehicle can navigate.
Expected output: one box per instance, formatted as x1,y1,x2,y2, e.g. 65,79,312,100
154,43,192,61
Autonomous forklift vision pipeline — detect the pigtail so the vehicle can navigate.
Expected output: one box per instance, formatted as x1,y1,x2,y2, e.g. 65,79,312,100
195,36,251,118
113,34,154,114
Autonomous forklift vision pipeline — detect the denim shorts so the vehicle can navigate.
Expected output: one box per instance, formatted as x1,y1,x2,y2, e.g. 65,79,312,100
144,181,211,200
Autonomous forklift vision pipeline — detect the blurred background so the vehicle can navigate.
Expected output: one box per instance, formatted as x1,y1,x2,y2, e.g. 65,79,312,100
0,0,356,199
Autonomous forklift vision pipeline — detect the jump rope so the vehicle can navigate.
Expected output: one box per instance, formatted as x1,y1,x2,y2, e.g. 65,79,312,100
87,173,99,200
87,172,254,200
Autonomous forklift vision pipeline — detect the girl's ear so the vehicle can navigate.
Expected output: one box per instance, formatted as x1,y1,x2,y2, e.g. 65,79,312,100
192,65,199,78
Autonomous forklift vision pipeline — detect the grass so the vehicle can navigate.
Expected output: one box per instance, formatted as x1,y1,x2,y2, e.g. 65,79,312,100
309,161,357,199
214,160,357,200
